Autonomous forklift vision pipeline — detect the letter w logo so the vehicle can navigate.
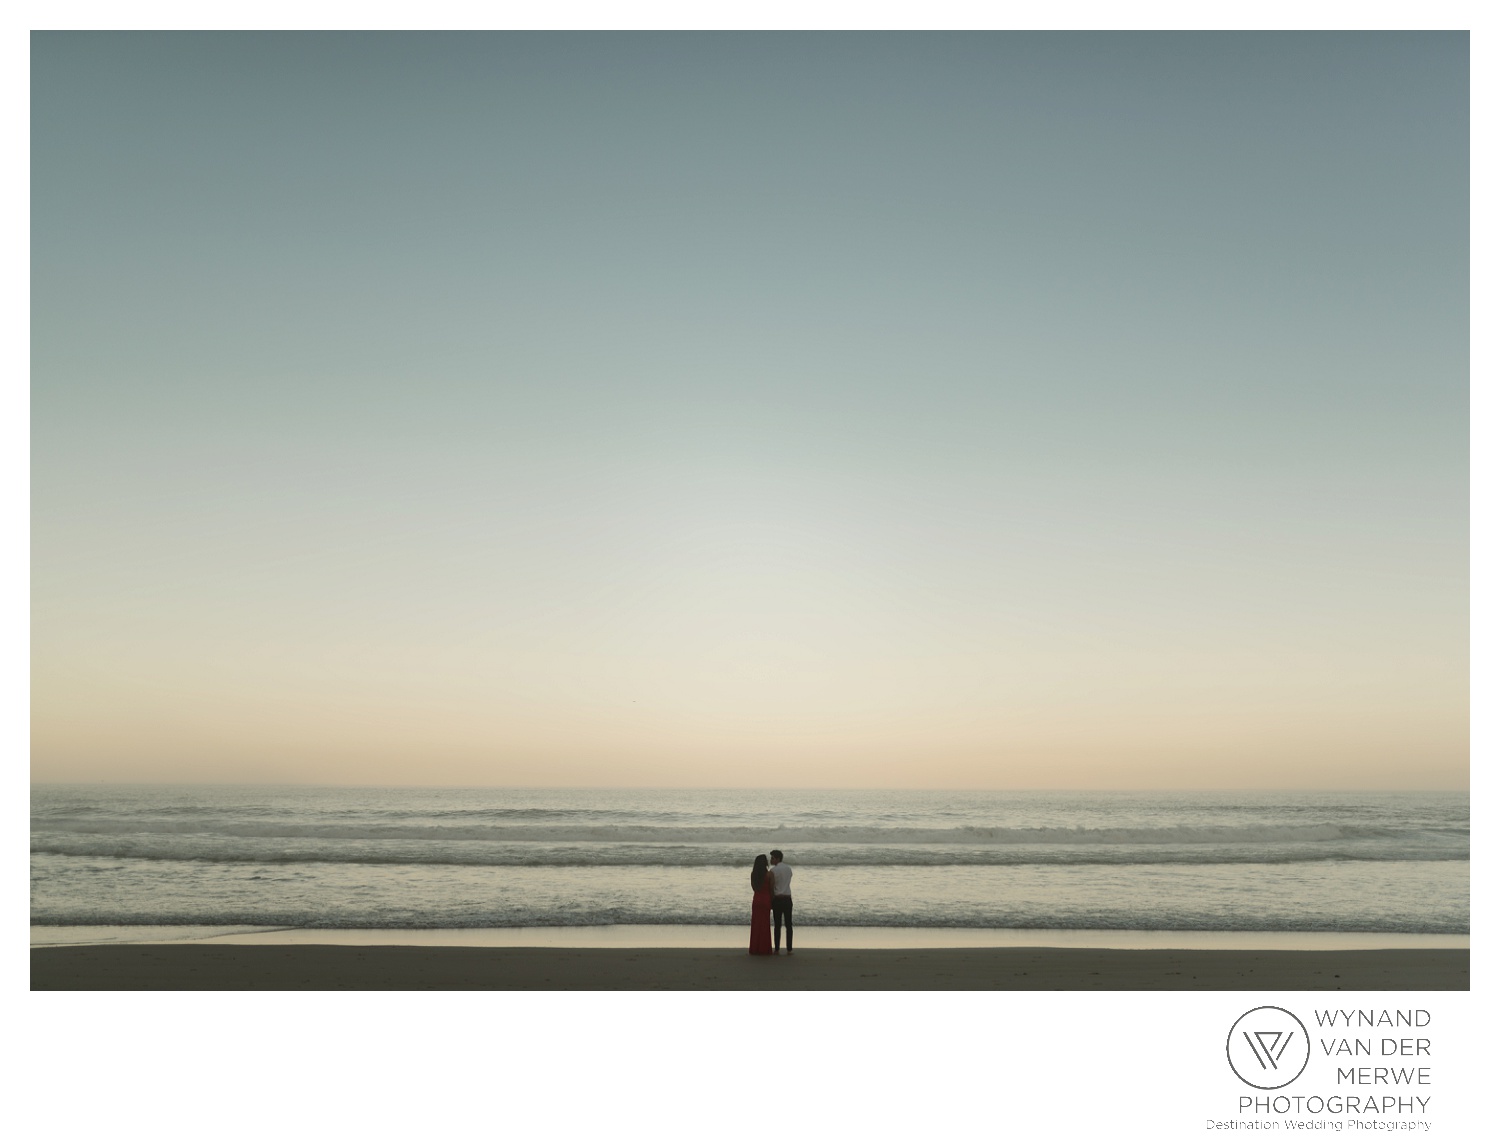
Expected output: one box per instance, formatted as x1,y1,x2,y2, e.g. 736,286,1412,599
1242,1030,1294,1070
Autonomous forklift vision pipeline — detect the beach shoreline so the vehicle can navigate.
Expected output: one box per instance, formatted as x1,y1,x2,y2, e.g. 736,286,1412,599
31,942,1469,991
29,923,1470,951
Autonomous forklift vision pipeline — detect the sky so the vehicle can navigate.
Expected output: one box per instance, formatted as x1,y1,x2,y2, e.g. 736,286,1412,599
30,31,1469,789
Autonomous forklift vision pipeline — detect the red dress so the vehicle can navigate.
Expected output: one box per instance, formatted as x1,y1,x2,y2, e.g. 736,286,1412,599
749,878,774,954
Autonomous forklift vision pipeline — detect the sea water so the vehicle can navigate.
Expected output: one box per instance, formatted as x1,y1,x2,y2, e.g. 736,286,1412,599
30,786,1468,933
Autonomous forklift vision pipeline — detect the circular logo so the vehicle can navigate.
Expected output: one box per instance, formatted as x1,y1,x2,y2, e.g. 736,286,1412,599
1226,1006,1311,1089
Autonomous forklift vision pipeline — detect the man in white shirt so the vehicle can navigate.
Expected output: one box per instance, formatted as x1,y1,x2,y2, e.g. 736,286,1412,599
768,849,793,955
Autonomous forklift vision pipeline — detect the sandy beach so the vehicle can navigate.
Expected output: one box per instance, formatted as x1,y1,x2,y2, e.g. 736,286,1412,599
30,944,1468,990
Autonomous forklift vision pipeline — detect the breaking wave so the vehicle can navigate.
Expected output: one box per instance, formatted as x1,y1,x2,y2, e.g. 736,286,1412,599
31,818,1465,846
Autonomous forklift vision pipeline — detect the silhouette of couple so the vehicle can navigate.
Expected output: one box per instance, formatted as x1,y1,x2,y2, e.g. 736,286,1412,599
749,850,793,955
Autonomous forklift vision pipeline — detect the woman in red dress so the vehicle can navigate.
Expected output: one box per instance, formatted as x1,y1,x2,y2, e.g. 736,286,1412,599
749,853,774,954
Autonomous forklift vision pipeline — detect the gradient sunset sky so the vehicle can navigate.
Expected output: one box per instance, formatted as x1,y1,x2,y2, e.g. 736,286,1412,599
31,32,1468,789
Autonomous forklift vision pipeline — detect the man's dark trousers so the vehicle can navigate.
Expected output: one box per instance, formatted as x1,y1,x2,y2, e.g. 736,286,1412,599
772,896,793,952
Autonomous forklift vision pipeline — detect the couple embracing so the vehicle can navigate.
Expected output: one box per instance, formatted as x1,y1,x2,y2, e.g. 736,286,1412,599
749,850,793,955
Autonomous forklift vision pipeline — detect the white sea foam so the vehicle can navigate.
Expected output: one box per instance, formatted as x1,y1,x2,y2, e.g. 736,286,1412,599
26,838,1465,866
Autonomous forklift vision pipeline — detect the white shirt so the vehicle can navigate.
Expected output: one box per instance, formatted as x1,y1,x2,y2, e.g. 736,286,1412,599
770,863,793,896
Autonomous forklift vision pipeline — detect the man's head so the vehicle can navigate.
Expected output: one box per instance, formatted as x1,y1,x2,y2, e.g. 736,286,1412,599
769,850,784,864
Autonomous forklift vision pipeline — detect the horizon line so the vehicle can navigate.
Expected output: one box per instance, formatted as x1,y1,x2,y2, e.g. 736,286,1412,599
28,779,1470,794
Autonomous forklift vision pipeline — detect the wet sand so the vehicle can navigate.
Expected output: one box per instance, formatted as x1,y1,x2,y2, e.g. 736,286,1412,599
30,944,1469,990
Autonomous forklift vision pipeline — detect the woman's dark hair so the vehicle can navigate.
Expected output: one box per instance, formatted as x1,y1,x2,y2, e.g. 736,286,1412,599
751,854,769,891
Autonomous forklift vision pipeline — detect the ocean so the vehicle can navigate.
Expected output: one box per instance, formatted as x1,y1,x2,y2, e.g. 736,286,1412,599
29,785,1469,936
